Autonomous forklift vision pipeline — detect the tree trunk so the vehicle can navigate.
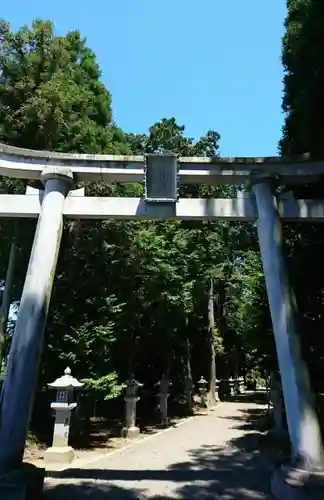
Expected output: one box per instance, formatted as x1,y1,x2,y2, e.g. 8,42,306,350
185,316,193,413
0,221,18,373
207,276,218,405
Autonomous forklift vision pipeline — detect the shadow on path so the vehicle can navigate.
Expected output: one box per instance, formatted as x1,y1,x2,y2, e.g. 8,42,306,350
44,396,271,499
222,390,268,405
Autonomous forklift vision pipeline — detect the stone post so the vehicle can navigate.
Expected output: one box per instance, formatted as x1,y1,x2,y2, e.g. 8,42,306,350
0,167,74,473
156,374,172,426
44,367,83,464
121,374,143,438
252,180,324,470
214,378,220,400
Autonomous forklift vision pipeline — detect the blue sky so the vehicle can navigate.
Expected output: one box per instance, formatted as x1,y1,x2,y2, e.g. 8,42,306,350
1,1,287,157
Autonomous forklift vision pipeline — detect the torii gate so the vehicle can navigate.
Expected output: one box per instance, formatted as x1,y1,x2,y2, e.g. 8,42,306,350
0,143,323,478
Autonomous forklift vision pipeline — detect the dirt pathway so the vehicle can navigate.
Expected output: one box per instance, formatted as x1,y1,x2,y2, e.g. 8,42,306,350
44,395,271,499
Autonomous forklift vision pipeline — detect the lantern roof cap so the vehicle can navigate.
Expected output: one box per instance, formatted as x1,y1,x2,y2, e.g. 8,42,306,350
125,373,143,387
48,367,84,389
198,375,208,384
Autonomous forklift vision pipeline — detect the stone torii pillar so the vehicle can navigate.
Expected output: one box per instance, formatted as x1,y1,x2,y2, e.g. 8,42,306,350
252,179,324,471
0,167,74,473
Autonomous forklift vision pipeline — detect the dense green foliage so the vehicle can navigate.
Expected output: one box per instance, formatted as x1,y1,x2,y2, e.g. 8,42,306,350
1,3,324,450
0,19,128,154
281,0,324,391
280,0,324,156
0,19,276,430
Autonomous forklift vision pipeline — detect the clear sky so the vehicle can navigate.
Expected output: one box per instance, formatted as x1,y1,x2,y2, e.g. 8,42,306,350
1,1,287,157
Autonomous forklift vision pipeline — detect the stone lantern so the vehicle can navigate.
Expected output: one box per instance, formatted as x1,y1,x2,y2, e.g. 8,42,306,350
44,367,83,464
156,374,172,426
197,376,208,409
121,374,143,439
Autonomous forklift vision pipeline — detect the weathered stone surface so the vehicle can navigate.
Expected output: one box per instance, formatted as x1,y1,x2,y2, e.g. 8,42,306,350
120,426,140,439
0,173,73,472
2,141,324,186
253,180,324,467
44,447,74,465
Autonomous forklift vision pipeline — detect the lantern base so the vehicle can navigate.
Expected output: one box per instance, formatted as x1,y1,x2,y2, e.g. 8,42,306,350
44,445,74,464
121,426,140,439
0,462,45,500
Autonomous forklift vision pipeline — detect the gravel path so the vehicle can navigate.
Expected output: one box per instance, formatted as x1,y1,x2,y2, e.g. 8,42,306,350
44,396,271,499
